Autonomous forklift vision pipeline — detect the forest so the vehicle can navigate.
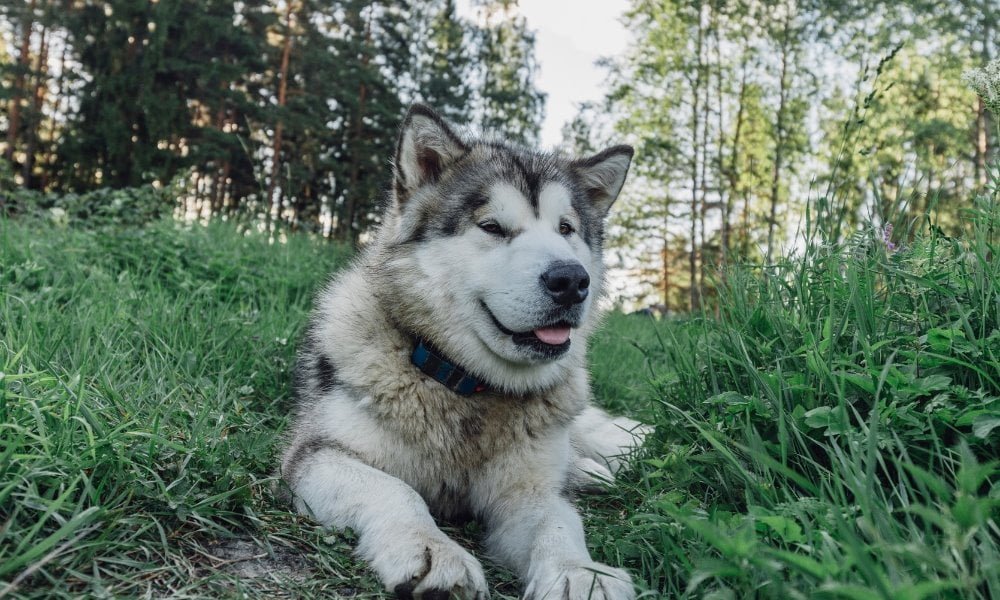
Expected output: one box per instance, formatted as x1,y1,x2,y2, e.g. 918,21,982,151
0,0,545,240
2,0,997,312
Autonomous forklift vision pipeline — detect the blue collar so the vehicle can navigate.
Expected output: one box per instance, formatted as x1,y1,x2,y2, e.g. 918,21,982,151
410,338,488,396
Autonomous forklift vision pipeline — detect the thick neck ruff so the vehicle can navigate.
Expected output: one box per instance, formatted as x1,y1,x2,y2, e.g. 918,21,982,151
410,338,488,396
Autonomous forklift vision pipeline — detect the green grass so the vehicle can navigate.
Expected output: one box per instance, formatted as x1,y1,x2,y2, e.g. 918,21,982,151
0,218,376,598
2,192,999,599
584,195,1000,598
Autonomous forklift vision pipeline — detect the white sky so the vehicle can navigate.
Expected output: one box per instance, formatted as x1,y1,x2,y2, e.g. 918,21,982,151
459,0,632,149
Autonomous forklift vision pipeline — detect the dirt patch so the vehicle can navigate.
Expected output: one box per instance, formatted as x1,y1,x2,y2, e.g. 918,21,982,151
205,539,314,582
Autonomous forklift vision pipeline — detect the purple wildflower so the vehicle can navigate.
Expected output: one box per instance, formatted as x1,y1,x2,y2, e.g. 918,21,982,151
881,223,897,252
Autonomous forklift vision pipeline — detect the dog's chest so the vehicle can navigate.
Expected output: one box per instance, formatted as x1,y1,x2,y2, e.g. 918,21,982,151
368,381,570,461
358,380,578,501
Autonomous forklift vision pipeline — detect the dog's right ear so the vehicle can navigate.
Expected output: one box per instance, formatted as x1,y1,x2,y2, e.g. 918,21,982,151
393,104,468,205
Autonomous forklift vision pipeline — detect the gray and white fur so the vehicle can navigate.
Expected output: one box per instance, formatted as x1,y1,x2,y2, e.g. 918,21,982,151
281,104,650,599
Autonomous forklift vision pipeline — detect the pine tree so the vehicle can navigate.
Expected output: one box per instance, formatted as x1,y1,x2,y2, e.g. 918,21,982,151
473,0,545,145
328,0,409,242
413,0,474,125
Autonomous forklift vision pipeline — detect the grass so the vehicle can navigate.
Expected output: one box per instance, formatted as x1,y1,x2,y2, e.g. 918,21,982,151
585,193,1000,598
2,190,999,598
0,218,377,598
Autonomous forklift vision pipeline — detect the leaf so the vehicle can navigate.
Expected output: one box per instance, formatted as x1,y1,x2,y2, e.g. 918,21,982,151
911,375,952,395
837,371,876,395
894,580,964,600
765,548,831,579
705,391,748,407
804,406,849,434
756,515,805,543
971,413,1000,439
922,327,964,353
814,582,883,600
804,406,833,429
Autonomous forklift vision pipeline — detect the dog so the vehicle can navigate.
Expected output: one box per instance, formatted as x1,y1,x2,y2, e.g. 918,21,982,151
281,104,649,599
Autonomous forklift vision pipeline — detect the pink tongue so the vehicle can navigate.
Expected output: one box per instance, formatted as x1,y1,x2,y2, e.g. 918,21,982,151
534,326,571,345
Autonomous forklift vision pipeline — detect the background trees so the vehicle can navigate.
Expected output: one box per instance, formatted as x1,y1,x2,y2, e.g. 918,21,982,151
0,0,546,241
1,0,993,310
585,0,994,310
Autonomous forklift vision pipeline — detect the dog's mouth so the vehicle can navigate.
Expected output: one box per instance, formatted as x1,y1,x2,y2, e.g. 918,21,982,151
481,301,574,357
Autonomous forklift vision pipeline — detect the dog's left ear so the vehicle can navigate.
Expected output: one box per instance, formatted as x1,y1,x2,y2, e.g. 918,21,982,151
570,145,634,214
393,104,468,205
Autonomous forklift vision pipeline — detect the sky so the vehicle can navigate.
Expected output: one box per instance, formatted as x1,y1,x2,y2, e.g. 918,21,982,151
458,0,632,149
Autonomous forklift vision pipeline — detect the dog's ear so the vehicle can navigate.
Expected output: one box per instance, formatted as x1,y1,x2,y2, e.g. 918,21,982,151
570,145,634,215
393,104,468,205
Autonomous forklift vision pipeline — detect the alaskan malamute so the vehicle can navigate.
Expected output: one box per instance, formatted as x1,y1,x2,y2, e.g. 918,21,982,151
282,105,649,599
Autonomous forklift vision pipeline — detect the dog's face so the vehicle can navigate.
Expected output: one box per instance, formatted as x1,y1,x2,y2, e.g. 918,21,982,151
376,105,632,390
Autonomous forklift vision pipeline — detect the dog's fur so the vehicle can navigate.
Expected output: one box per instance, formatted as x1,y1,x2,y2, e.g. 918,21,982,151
281,105,649,599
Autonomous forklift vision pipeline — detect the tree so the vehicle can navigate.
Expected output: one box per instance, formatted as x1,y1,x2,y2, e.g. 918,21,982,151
473,0,545,145
762,0,810,262
413,0,475,125
2,0,36,168
328,0,409,242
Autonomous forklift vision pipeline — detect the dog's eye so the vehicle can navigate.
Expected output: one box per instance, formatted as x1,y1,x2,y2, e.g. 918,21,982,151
559,222,575,236
478,221,504,236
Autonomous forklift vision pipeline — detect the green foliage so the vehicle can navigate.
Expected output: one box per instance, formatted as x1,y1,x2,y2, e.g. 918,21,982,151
414,0,476,126
964,59,1000,117
473,0,546,145
588,0,993,313
0,214,354,597
3,185,175,227
2,181,999,597
585,189,1000,597
0,0,546,241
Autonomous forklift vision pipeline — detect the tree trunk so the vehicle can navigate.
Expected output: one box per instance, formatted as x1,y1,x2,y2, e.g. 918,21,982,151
767,5,792,264
339,79,367,244
41,27,68,190
724,56,749,265
975,96,988,188
743,159,753,260
22,22,49,187
5,0,36,165
688,3,705,312
211,90,229,213
266,1,296,232
697,65,710,305
662,198,671,311
337,6,373,246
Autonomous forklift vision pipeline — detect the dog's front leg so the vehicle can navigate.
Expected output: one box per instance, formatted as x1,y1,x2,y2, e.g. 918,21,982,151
286,444,489,599
474,450,636,599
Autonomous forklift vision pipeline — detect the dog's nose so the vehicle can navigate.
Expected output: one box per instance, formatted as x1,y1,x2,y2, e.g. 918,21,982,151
541,262,590,305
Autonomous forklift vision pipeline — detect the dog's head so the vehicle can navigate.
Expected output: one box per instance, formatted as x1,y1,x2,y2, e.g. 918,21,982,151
374,104,632,393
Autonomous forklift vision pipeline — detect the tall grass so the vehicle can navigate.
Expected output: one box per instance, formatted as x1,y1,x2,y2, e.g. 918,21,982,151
2,186,998,598
588,190,1000,598
0,219,370,598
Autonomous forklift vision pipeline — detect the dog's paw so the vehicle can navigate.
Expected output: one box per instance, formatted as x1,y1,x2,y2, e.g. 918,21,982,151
567,457,615,494
571,408,652,476
365,530,489,600
524,562,635,600
590,417,652,475
608,416,653,452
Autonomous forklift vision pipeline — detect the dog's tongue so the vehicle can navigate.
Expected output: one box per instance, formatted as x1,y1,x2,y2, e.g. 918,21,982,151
534,325,571,345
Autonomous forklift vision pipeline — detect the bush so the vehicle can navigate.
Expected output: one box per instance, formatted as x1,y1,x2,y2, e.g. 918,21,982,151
2,184,173,227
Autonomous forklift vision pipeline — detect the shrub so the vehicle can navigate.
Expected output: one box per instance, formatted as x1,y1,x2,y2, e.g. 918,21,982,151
2,184,173,227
